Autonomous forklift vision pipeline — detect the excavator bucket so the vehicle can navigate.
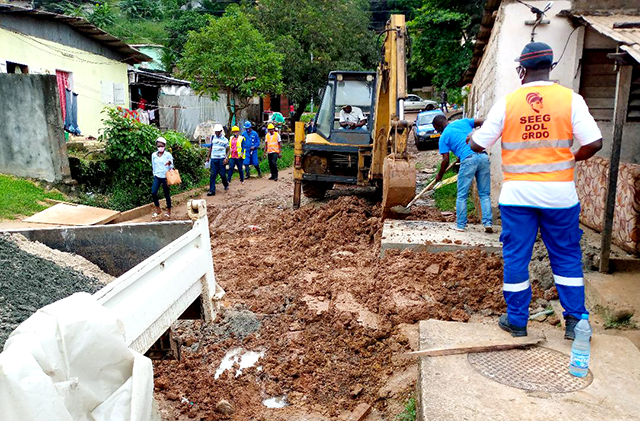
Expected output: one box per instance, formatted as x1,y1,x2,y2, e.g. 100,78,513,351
381,155,416,218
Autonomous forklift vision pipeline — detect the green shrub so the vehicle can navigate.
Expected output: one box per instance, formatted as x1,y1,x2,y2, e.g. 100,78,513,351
78,108,207,211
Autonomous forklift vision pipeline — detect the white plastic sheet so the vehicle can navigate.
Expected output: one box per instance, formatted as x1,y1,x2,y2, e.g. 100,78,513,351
0,293,153,421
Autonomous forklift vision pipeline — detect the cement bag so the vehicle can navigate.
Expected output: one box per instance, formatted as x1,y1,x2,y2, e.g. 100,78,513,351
166,168,181,185
0,293,153,421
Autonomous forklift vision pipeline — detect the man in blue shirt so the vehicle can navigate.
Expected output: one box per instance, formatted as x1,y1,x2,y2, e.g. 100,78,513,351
241,121,262,178
433,115,492,232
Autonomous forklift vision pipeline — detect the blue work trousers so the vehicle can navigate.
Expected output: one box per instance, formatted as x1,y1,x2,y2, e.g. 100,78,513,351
209,158,228,193
227,157,244,183
500,204,586,327
456,153,492,228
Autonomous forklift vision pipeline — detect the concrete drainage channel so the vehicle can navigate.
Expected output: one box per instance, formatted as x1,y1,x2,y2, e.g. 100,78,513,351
0,200,224,419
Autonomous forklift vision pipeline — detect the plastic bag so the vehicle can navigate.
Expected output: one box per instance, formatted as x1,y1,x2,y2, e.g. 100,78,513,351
204,160,210,170
166,169,182,185
0,293,153,421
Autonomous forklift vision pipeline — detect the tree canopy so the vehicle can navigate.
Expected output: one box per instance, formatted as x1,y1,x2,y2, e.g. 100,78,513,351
245,0,379,118
178,7,284,127
407,0,484,90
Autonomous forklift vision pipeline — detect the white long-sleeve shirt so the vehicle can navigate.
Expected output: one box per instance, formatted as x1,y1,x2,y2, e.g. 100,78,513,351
472,81,602,209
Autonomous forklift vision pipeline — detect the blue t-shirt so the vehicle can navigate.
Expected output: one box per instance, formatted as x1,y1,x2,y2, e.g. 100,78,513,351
151,151,173,178
438,118,476,161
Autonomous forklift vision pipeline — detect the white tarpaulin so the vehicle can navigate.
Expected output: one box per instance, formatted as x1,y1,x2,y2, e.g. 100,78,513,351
0,293,153,421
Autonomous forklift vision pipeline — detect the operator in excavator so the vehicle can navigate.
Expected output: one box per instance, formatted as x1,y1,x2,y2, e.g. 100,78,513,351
339,105,367,130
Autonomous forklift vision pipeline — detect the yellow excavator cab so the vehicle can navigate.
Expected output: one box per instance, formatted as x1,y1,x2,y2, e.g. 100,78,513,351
293,14,415,215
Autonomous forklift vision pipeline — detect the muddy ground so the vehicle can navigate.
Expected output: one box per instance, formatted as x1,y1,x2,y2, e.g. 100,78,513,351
150,144,567,420
154,189,551,421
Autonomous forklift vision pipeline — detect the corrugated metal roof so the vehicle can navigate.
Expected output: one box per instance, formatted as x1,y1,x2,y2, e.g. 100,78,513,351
0,4,151,65
574,14,640,63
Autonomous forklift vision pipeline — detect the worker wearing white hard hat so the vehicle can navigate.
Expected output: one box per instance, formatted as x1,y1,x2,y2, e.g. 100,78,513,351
206,124,229,196
151,136,174,217
264,123,282,181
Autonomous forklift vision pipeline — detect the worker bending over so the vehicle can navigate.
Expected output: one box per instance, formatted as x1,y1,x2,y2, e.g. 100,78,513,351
433,115,492,233
470,42,603,339
264,123,282,181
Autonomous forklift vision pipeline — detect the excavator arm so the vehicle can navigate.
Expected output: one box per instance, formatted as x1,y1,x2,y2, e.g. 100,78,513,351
373,14,416,217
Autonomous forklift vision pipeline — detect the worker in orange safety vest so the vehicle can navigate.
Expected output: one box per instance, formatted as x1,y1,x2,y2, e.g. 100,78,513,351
264,123,282,181
470,42,603,339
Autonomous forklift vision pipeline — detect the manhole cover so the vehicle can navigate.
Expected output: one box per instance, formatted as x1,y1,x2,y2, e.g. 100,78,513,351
468,346,593,393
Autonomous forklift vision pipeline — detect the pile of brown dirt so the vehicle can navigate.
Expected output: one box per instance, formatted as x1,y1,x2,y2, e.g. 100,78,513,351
155,196,544,420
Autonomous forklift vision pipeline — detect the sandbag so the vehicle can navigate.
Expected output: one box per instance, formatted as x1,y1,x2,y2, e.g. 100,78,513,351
0,293,153,421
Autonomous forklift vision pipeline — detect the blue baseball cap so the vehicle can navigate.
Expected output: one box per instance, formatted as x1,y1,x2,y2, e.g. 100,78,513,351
243,121,252,129
515,42,554,69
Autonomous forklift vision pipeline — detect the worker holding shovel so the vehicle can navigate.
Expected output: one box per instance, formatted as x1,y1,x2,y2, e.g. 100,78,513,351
433,115,492,233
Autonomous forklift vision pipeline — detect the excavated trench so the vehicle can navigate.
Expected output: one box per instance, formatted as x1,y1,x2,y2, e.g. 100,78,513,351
154,196,550,420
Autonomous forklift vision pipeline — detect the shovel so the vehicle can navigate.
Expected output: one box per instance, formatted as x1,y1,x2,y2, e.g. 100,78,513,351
390,161,457,214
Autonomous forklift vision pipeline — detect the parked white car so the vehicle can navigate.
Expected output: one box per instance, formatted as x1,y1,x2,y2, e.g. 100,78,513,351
404,94,439,111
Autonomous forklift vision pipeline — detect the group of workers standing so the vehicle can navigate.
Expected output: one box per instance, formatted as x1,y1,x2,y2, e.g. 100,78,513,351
434,41,603,341
149,120,282,217
205,121,282,196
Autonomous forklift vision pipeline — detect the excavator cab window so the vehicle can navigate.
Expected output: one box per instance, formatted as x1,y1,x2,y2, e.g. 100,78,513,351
315,81,335,138
312,72,376,145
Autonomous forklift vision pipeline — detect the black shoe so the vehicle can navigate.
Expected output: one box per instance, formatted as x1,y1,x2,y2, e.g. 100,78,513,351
268,176,274,180
207,192,215,196
224,186,229,191
273,178,278,181
564,315,579,340
498,314,527,337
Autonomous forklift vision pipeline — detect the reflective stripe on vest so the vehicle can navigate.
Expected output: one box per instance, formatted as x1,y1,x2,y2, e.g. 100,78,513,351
229,135,246,159
265,132,281,154
502,84,574,182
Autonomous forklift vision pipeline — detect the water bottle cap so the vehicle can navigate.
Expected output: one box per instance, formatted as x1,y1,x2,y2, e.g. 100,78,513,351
581,314,589,320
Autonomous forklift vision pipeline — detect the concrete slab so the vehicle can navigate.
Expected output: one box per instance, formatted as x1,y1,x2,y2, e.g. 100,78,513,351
586,271,640,324
417,320,640,421
23,203,120,226
381,220,501,256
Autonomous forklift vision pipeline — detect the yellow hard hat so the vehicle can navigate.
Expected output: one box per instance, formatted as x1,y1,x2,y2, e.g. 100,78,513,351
267,123,275,129
232,126,240,132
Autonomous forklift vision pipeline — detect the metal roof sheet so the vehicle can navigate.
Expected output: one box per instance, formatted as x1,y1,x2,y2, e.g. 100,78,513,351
0,4,151,65
574,14,640,63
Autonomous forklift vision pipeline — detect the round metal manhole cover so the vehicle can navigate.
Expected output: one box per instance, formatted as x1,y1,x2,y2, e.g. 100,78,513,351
468,347,593,393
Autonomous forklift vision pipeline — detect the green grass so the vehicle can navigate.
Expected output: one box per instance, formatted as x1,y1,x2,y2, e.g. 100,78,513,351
604,315,638,330
397,396,417,421
0,174,64,220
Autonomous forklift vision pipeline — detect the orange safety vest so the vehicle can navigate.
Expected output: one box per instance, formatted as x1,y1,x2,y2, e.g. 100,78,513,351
265,132,281,154
502,83,574,182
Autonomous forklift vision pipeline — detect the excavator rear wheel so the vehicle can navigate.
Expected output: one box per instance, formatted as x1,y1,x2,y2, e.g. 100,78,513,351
302,181,333,199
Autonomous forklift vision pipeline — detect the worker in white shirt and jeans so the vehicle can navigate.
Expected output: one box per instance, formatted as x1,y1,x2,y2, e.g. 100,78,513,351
470,42,603,339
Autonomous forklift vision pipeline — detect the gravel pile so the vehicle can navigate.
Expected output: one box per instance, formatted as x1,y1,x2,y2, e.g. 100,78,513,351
0,234,104,348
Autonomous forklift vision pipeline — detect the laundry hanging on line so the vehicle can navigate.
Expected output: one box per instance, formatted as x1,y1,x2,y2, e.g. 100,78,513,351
64,88,81,135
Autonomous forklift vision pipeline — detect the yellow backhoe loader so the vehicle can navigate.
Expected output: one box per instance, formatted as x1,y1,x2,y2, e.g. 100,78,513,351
292,14,415,216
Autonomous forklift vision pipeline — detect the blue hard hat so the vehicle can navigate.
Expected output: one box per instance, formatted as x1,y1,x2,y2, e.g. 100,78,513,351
243,121,252,129
515,42,554,69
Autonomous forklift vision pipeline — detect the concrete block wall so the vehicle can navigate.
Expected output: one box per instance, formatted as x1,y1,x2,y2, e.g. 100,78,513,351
0,74,70,182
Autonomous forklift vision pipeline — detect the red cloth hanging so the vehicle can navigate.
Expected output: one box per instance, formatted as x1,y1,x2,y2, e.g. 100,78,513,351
55,70,69,122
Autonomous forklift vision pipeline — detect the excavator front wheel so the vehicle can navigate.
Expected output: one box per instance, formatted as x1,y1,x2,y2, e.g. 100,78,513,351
381,155,416,218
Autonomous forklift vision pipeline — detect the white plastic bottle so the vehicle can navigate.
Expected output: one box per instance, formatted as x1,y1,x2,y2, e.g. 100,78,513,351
569,314,592,377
